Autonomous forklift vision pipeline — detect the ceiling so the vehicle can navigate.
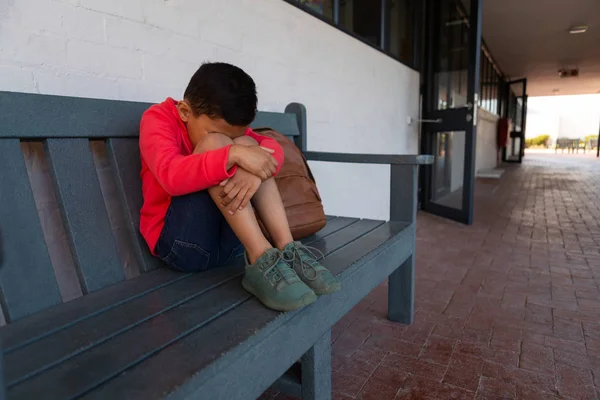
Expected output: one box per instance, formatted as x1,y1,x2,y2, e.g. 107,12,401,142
480,0,600,96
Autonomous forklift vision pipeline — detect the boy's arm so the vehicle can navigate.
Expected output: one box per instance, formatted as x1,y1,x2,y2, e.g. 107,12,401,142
244,129,285,175
140,112,237,196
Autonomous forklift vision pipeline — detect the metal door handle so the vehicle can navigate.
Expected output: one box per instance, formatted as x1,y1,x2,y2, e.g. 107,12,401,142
407,117,442,125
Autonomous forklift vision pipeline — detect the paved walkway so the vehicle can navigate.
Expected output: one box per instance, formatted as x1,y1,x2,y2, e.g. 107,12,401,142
263,153,600,400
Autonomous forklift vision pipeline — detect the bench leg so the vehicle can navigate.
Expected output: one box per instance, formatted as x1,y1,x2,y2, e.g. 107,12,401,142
301,330,331,400
388,254,414,324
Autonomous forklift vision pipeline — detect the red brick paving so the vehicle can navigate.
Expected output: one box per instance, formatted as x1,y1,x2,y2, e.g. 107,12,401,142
260,154,600,399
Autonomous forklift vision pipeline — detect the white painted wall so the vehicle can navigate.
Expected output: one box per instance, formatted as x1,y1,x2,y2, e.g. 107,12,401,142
0,0,420,221
475,108,499,173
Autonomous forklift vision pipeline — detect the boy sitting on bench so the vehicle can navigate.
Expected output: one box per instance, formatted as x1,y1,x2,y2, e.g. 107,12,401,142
139,62,340,311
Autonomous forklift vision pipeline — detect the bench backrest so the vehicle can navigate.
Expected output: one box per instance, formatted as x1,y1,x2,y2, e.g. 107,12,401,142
0,91,306,323
556,138,576,148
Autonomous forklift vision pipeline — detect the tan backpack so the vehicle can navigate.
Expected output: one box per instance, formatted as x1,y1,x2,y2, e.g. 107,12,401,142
253,128,326,240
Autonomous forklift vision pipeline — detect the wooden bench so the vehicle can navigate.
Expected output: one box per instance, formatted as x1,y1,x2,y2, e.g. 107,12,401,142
555,138,584,154
555,138,573,153
0,91,432,400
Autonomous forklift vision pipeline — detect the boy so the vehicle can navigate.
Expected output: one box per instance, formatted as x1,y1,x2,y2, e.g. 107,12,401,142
139,62,340,312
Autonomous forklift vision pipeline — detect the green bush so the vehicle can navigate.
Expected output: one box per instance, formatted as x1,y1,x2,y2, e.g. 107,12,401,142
525,134,550,148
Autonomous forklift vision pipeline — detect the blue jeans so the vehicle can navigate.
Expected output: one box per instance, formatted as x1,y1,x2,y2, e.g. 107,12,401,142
155,191,244,272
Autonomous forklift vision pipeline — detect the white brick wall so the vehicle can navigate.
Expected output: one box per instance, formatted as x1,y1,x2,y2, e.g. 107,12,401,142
0,0,421,220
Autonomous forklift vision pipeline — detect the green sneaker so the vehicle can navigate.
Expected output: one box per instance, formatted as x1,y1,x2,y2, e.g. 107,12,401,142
242,248,317,312
282,242,341,296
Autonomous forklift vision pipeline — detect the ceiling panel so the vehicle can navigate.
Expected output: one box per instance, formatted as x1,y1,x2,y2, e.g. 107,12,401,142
481,0,600,96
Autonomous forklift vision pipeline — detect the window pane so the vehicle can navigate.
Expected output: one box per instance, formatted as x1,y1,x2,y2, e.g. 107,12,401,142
508,90,515,121
492,72,498,114
515,97,523,130
488,61,494,112
292,0,334,20
478,50,484,107
489,71,495,114
480,57,485,111
481,57,487,111
500,79,506,117
339,0,383,46
433,1,468,110
431,131,466,210
459,24,468,104
449,7,467,108
433,0,449,110
496,78,501,116
484,57,491,112
388,0,414,64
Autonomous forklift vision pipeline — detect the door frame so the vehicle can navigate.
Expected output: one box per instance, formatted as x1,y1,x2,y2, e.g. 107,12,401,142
419,0,482,224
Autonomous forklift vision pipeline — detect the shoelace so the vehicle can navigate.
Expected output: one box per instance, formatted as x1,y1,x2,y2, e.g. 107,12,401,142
260,252,297,285
282,244,325,281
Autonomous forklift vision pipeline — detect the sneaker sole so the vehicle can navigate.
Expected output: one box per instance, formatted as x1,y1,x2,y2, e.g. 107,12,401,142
313,281,342,296
241,279,318,312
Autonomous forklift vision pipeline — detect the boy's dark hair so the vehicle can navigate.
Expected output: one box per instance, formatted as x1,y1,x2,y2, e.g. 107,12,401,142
184,62,257,126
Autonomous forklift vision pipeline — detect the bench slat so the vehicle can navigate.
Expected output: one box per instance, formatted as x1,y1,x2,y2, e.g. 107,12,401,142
6,220,382,399
0,269,185,353
45,138,125,293
250,112,300,137
311,219,384,256
302,216,359,242
325,221,411,275
81,221,412,400
0,91,149,139
5,265,244,386
0,91,300,140
0,139,62,321
106,138,163,272
7,278,252,400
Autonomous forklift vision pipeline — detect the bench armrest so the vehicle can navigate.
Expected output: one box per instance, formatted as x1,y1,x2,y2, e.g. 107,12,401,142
304,151,434,165
303,151,433,224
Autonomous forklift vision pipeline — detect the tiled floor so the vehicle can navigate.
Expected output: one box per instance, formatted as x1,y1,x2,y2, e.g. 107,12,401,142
262,153,600,400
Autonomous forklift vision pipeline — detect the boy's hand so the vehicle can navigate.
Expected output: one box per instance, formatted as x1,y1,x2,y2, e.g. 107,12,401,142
229,145,277,180
219,168,261,215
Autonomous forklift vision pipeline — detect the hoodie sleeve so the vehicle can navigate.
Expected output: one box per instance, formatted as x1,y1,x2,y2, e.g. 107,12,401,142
244,128,285,176
139,109,237,196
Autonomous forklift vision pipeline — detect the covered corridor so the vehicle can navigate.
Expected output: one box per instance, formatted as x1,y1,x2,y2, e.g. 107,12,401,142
264,153,600,399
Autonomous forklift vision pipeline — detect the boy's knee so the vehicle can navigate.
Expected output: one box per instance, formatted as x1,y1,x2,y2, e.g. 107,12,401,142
194,133,233,153
233,136,259,146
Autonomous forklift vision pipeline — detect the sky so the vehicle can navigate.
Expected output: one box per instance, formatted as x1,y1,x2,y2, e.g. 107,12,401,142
526,94,600,140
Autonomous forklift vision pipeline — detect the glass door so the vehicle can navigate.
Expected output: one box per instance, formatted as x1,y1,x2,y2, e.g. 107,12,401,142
503,79,527,163
420,0,482,224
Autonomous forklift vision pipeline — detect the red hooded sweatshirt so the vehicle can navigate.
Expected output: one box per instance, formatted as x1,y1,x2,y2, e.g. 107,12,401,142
139,98,284,254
